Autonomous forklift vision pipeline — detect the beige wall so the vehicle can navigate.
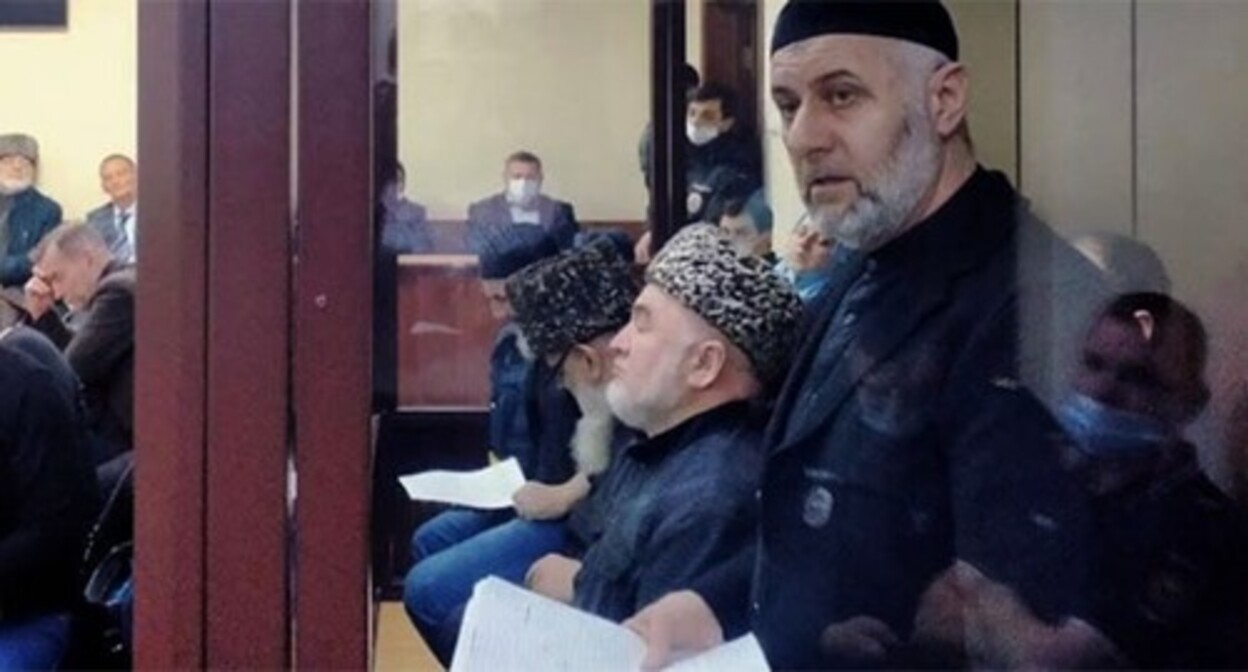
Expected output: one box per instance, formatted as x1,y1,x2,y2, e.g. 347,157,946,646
0,0,137,220
1018,2,1248,483
760,0,1019,251
398,0,650,221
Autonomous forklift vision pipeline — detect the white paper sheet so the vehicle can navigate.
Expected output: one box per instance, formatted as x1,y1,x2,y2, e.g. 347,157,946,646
398,458,525,509
450,577,770,672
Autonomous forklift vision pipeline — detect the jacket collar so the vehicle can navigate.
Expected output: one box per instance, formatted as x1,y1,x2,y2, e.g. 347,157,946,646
770,167,1024,453
625,399,754,463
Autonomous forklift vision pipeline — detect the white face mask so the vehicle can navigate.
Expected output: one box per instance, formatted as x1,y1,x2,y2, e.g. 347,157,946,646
686,121,720,146
506,178,541,205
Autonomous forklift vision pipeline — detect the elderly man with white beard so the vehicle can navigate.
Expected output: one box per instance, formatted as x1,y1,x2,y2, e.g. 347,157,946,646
0,134,61,289
524,224,803,630
403,238,637,665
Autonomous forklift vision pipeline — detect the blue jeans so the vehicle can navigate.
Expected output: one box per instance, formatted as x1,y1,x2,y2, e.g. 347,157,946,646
404,511,567,664
0,613,70,671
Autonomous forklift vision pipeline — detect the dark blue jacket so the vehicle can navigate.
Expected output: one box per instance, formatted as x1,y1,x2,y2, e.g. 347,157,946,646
487,326,536,468
699,169,1105,668
488,326,577,485
572,401,764,624
2,188,61,287
686,130,761,224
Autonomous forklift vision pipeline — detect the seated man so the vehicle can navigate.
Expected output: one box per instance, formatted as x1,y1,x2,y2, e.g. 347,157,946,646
406,227,563,572
715,189,774,261
772,215,834,302
948,293,1248,667
23,223,135,478
0,134,61,289
404,238,637,664
85,154,139,264
378,162,433,254
466,151,579,251
0,339,101,669
525,224,803,627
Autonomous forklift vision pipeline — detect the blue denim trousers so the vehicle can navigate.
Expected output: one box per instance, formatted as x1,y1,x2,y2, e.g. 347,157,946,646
403,509,567,664
0,613,70,671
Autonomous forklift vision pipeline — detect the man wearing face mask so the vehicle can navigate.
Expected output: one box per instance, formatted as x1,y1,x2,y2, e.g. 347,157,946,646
685,83,762,225
525,224,803,627
466,150,579,251
0,134,61,289
403,238,636,664
1041,293,1248,667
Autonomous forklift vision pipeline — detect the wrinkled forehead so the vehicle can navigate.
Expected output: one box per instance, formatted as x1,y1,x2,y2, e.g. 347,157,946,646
771,34,908,92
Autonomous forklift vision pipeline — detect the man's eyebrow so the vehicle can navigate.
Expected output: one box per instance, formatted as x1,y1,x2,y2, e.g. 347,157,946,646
772,68,862,97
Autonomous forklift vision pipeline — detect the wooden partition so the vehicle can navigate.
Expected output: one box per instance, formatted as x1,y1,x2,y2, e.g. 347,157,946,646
396,255,496,409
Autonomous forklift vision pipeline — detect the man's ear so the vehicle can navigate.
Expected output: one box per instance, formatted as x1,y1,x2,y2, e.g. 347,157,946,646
929,61,969,139
567,343,607,386
686,340,728,390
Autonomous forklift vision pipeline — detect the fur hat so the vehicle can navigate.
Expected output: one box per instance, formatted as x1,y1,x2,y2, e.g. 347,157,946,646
771,0,958,61
0,134,38,164
647,224,804,385
506,237,638,360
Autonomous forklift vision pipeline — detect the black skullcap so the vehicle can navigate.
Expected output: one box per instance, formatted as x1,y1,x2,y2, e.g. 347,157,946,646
475,225,559,280
771,0,959,61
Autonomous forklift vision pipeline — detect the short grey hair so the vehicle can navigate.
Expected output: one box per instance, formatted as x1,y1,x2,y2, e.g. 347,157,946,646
30,222,110,264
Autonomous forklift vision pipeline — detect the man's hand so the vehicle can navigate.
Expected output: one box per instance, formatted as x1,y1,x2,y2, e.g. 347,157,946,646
819,615,901,665
786,224,831,272
512,480,580,520
624,591,723,670
525,553,581,604
22,276,54,321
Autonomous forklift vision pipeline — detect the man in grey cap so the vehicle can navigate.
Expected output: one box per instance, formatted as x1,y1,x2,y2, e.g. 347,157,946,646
0,134,61,288
526,224,803,628
626,1,1108,668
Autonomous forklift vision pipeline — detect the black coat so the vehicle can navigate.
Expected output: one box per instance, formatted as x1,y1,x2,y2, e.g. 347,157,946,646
32,261,135,461
702,169,1107,668
0,344,100,619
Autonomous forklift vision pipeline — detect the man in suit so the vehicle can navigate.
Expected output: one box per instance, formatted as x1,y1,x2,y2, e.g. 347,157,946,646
625,2,1111,668
24,223,135,481
466,151,579,251
84,154,138,264
0,134,61,289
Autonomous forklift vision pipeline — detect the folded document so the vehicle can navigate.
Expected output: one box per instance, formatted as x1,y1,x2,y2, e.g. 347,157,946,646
452,577,770,672
398,457,525,509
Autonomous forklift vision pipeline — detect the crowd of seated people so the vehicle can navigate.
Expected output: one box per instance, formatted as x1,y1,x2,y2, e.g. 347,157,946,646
398,2,1248,670
0,132,138,667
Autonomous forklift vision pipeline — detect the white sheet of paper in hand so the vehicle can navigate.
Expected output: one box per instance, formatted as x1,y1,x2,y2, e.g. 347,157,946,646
398,458,525,509
451,577,770,672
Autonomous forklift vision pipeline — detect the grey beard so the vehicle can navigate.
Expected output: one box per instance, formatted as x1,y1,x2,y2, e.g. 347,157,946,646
568,381,616,476
815,109,940,252
570,409,615,476
0,178,32,197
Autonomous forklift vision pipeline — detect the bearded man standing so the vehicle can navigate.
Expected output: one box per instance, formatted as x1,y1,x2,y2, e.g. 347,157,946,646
627,2,1108,668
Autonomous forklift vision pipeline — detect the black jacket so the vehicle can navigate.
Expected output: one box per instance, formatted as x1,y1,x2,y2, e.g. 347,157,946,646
699,169,1106,668
0,344,100,619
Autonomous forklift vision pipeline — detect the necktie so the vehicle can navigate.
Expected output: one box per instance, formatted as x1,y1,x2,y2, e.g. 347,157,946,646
116,210,134,262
